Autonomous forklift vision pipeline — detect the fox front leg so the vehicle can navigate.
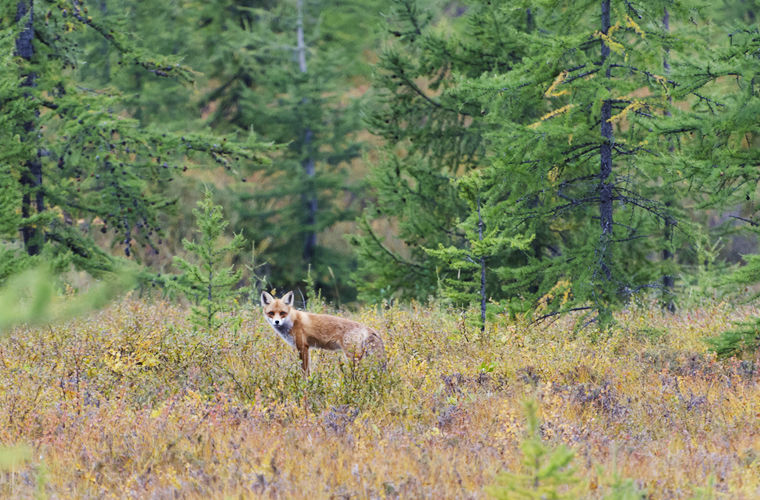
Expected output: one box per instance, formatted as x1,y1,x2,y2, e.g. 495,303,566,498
298,345,310,376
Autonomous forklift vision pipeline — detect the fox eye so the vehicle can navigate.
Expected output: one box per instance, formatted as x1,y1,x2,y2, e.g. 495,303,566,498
267,312,274,317
280,313,286,318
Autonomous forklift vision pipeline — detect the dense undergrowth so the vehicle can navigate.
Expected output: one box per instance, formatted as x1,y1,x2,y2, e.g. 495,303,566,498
0,297,758,498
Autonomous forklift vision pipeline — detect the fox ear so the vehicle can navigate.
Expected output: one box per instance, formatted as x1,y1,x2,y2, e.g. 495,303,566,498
260,291,274,306
282,291,294,307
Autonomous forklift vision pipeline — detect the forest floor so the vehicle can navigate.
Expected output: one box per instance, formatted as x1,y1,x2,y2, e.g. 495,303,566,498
0,296,758,498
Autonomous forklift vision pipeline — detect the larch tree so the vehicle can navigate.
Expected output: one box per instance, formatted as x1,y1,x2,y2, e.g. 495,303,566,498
351,0,540,304
676,23,760,356
189,0,382,301
172,188,246,332
450,0,707,326
0,0,268,281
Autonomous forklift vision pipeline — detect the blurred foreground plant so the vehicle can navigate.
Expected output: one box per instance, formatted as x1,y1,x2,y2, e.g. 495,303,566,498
486,399,584,500
0,265,136,334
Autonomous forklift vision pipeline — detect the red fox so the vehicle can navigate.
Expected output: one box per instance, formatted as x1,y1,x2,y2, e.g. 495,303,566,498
260,291,385,375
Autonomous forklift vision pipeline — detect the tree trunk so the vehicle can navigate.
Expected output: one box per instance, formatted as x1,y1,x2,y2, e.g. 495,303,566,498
598,0,613,282
16,0,44,256
477,197,486,334
662,7,676,312
297,0,317,266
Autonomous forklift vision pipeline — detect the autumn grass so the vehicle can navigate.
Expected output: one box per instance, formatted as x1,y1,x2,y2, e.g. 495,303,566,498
0,297,759,498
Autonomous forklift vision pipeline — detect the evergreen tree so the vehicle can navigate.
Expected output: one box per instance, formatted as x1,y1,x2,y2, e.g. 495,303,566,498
708,0,759,26
188,0,382,301
451,0,706,325
73,1,198,126
0,36,33,281
425,173,534,332
683,26,760,356
486,400,584,499
172,188,246,332
0,0,269,278
352,0,539,302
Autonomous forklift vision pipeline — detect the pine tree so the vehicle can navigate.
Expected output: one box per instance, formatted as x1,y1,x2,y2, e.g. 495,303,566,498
352,0,539,302
450,0,706,325
686,24,760,356
188,0,381,301
172,188,246,332
0,0,269,278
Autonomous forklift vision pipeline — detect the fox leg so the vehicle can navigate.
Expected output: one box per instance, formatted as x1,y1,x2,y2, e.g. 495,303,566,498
293,330,310,375
298,345,310,375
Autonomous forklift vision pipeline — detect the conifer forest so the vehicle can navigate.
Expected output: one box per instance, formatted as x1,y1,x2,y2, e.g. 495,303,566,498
1,0,760,498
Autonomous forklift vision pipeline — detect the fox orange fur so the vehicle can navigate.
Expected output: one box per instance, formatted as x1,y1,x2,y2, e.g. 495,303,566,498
260,291,385,375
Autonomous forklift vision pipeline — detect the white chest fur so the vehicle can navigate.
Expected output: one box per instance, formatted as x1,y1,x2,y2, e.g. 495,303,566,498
267,317,295,348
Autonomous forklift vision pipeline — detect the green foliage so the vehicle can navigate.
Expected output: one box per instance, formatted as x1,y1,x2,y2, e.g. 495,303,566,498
425,174,535,306
172,188,246,332
679,24,760,356
487,399,583,499
0,0,269,280
707,320,759,358
0,443,31,471
353,0,538,302
446,0,710,326
0,265,136,334
354,0,721,328
707,0,760,26
707,254,760,357
184,0,384,301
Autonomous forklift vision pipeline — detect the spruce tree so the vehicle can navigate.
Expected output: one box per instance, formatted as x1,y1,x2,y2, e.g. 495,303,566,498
172,188,246,332
0,0,269,277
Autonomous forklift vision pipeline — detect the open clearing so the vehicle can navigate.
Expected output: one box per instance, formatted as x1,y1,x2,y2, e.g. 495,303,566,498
1,298,758,498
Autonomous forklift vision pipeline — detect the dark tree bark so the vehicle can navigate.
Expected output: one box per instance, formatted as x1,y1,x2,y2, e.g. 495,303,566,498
16,0,44,256
477,197,486,334
598,0,613,281
662,7,676,312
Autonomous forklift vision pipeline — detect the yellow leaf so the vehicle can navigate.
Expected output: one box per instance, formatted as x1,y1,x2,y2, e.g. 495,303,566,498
528,104,576,129
626,15,645,38
545,71,570,98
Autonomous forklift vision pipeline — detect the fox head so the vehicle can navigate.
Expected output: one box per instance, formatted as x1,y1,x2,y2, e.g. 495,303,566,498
260,291,294,328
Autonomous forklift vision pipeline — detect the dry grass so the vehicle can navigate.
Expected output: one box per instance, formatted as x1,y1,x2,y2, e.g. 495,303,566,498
0,297,759,498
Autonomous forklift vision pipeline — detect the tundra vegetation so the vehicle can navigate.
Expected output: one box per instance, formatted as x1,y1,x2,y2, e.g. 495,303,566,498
1,298,759,498
2,0,760,498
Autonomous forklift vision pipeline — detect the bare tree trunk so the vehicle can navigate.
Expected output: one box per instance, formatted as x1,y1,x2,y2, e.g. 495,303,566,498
477,197,486,334
598,0,613,282
297,0,317,266
16,0,44,256
662,7,676,312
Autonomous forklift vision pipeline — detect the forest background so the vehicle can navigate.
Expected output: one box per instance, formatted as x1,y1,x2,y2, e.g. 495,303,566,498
2,0,760,333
